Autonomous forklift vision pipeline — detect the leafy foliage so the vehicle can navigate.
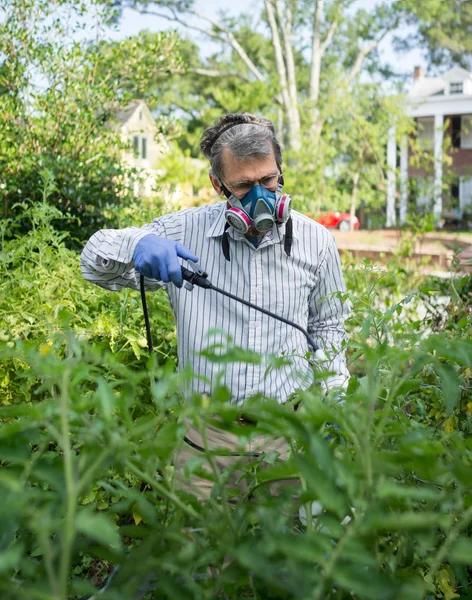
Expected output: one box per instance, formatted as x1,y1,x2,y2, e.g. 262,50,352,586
399,0,472,69
1,1,472,598
1,203,472,598
0,0,182,242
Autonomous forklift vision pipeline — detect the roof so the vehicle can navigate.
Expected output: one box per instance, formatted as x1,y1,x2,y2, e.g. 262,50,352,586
408,67,472,99
113,100,143,125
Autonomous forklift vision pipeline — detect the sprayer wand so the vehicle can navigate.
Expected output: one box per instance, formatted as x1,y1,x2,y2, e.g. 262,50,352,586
140,260,321,356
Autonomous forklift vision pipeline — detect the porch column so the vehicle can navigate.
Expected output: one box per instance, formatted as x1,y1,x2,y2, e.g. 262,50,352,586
433,114,444,224
386,125,397,227
399,135,408,225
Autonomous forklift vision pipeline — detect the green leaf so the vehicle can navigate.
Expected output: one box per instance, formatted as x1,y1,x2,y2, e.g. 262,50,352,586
376,481,439,502
435,362,461,413
0,471,23,492
76,509,122,551
396,380,422,396
295,454,348,518
255,458,299,483
0,545,22,573
200,345,261,364
365,511,452,532
436,565,459,600
334,563,397,599
448,537,472,564
270,532,332,562
97,379,116,421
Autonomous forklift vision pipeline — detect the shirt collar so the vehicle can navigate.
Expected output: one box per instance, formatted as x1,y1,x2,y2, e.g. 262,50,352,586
206,202,228,238
206,201,297,243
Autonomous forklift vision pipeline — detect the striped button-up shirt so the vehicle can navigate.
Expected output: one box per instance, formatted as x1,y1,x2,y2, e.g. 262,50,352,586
80,201,350,404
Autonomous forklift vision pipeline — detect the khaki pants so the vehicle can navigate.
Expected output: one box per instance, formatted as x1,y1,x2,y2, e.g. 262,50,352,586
174,417,297,501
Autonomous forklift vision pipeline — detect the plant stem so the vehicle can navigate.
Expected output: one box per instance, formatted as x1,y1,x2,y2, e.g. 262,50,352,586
58,368,77,600
199,422,238,537
37,528,60,599
76,448,111,498
125,461,200,519
313,523,356,600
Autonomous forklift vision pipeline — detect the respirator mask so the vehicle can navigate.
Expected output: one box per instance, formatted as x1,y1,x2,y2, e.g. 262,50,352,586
222,176,291,234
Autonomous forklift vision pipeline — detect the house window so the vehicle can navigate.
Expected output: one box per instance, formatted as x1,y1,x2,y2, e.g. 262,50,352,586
459,177,472,211
450,82,463,95
461,115,472,149
451,181,459,200
417,117,434,149
415,177,434,209
139,110,143,120
131,135,149,159
451,117,461,149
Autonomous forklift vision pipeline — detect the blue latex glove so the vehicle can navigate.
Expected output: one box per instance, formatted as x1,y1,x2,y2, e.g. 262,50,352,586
132,234,199,288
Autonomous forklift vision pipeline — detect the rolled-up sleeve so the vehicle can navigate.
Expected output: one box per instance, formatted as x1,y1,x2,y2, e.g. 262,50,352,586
80,220,167,292
308,233,350,391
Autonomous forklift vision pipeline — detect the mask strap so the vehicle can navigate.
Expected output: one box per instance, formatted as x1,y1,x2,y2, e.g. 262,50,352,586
284,216,293,257
222,223,231,261
220,183,232,199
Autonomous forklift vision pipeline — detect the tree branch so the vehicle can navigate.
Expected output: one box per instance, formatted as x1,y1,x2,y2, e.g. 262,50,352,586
319,13,339,55
188,67,251,82
137,7,266,81
346,30,389,86
185,8,266,81
137,8,223,40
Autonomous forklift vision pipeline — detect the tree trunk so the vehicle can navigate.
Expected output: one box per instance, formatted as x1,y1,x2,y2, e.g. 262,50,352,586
275,0,301,151
276,105,284,139
309,0,323,106
265,0,300,151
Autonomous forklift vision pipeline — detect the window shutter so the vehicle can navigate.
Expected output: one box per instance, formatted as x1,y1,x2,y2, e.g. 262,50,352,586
417,117,434,149
142,137,147,160
460,177,472,210
461,116,472,149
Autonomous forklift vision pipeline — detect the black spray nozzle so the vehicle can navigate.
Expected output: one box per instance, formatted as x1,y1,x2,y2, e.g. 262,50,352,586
181,266,212,289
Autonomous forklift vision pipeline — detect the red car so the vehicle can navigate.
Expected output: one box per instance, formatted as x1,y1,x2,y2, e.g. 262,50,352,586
311,211,360,231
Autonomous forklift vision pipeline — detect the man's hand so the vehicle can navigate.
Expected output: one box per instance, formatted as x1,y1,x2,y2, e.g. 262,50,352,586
132,234,199,288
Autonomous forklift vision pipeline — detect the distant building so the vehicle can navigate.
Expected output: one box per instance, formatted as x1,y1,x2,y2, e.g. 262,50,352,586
386,67,472,226
113,100,208,207
114,100,166,197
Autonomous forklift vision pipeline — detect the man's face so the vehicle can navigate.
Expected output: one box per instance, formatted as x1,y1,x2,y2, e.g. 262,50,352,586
210,147,279,201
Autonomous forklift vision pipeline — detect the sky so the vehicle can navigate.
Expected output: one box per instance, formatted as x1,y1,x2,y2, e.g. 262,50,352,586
103,0,428,83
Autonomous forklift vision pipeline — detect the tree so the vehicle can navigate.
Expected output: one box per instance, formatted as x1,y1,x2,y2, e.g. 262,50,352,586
0,0,182,241
398,0,472,70
111,0,402,153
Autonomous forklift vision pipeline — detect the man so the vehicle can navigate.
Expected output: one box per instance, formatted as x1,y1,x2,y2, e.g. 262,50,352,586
81,112,349,497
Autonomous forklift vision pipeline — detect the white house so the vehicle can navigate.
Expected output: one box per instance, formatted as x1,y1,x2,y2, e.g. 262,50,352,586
115,100,166,197
386,67,472,226
114,100,208,207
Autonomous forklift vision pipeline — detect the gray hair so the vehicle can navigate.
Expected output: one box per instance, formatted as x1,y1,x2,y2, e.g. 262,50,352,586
200,113,282,183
